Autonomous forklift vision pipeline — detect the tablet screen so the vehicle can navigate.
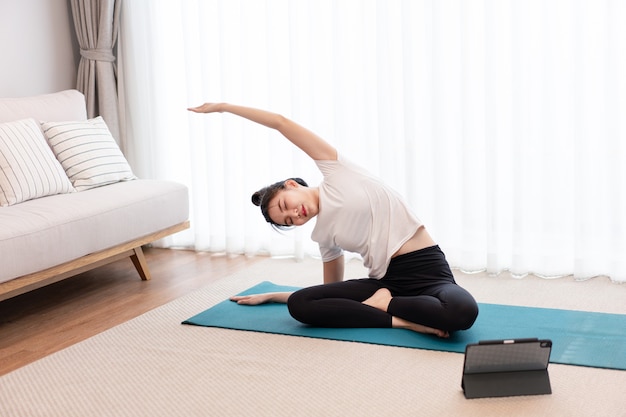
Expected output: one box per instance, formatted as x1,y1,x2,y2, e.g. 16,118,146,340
464,339,552,374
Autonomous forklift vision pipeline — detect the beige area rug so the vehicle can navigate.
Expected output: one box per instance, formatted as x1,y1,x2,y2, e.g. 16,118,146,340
1,257,625,417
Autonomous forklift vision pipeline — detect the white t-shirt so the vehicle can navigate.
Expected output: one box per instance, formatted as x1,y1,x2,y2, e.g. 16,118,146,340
311,154,423,278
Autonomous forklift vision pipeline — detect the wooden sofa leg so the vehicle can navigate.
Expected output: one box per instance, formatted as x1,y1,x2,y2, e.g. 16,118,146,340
130,246,152,281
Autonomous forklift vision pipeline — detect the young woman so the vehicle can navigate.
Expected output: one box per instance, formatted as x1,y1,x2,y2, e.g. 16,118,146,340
188,103,478,338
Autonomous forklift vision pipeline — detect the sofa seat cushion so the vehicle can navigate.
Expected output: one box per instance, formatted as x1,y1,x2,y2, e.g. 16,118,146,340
0,179,189,283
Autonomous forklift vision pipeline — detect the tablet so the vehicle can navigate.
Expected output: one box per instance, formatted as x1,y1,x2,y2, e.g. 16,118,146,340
462,338,552,399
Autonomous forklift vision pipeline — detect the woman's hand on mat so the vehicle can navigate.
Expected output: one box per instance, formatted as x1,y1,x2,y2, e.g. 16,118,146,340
230,292,292,305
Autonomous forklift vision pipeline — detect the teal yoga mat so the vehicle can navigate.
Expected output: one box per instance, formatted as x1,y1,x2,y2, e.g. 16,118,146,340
183,281,626,370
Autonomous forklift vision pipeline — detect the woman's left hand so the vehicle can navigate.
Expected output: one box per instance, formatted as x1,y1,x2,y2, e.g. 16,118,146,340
229,291,292,305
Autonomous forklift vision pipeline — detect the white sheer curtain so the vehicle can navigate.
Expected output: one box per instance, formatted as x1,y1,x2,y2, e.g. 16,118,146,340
119,0,626,283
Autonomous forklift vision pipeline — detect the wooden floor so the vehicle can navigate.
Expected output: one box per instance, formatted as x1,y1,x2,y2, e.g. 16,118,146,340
0,247,263,376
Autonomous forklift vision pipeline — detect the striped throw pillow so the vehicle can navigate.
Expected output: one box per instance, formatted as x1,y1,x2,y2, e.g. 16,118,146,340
0,118,74,206
41,117,136,191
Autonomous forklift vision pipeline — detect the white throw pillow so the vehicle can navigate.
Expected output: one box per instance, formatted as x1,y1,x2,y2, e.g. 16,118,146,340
41,116,136,191
0,118,74,206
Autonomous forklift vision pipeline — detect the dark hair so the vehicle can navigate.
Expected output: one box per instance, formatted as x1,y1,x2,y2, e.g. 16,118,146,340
251,177,308,229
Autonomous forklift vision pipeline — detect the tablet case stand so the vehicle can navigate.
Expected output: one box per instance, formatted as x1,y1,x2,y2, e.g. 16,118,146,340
462,338,552,399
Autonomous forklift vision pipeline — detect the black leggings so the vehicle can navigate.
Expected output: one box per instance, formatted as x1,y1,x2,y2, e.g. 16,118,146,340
287,245,479,332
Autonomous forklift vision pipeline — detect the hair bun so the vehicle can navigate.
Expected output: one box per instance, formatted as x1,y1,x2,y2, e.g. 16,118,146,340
292,177,308,187
251,191,263,206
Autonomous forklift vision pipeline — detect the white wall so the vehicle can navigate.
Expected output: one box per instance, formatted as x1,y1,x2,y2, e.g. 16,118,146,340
0,0,78,97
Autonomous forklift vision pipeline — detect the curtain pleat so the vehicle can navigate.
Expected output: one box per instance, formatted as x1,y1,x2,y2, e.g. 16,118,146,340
71,0,121,143
119,0,626,282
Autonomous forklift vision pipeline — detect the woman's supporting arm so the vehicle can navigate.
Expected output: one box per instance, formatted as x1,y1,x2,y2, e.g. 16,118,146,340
323,255,345,284
229,291,292,305
188,103,337,161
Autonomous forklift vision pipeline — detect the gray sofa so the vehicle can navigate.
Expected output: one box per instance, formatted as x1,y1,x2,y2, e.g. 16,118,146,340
0,90,190,301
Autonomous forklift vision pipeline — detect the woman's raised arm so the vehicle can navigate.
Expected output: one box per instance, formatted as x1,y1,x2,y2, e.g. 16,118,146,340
188,103,337,161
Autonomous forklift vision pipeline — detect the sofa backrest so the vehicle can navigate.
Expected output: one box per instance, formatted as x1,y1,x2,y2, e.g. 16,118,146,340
0,89,87,123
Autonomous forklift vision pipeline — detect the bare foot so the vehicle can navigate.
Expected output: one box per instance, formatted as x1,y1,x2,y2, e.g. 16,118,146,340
363,288,449,338
363,288,393,312
392,316,450,338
